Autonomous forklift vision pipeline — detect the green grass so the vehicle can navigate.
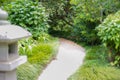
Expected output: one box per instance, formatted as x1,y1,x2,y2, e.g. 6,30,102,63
29,42,58,66
17,37,59,80
68,45,120,80
17,62,41,80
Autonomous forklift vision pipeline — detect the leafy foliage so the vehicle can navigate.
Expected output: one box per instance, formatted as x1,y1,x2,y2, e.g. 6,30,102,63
70,0,120,44
2,1,59,80
3,0,49,38
70,20,100,44
96,11,120,66
35,0,75,38
19,33,57,56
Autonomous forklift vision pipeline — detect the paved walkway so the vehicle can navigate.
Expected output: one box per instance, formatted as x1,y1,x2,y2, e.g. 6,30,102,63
38,39,85,80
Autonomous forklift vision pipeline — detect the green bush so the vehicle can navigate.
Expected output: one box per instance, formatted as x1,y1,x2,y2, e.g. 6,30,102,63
18,38,37,56
70,20,100,45
85,46,107,61
19,34,57,56
96,11,120,65
69,0,120,45
3,0,49,38
40,0,74,38
0,0,16,6
31,43,54,56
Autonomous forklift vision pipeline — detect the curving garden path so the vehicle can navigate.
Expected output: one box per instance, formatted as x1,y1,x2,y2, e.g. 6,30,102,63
38,38,85,80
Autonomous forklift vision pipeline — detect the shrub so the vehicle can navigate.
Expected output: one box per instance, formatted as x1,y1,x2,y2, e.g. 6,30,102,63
0,0,16,6
40,0,74,38
18,36,59,80
70,20,100,45
96,11,120,65
38,33,56,43
28,42,56,65
3,0,49,38
69,0,120,45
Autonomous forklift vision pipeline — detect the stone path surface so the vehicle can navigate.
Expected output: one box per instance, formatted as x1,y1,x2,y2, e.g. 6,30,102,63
38,39,85,80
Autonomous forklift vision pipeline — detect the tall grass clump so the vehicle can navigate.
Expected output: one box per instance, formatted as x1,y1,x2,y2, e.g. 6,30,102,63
17,36,59,80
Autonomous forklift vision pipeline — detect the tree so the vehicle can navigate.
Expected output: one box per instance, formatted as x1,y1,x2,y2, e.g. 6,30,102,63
4,0,49,39
33,0,75,37
70,0,120,44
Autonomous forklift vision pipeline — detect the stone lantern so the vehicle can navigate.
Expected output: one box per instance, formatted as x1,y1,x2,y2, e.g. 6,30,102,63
0,9,31,80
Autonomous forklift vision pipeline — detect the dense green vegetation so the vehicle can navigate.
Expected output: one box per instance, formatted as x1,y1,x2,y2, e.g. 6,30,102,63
68,45,120,80
1,0,120,80
71,0,120,44
3,0,49,38
0,0,16,6
96,11,120,66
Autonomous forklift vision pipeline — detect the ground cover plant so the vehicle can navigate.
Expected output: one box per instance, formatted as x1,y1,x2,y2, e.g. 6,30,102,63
69,0,120,45
68,45,120,80
0,0,17,6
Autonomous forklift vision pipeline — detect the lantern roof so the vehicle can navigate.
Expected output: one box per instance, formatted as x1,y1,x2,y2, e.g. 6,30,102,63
0,25,31,42
0,9,32,43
